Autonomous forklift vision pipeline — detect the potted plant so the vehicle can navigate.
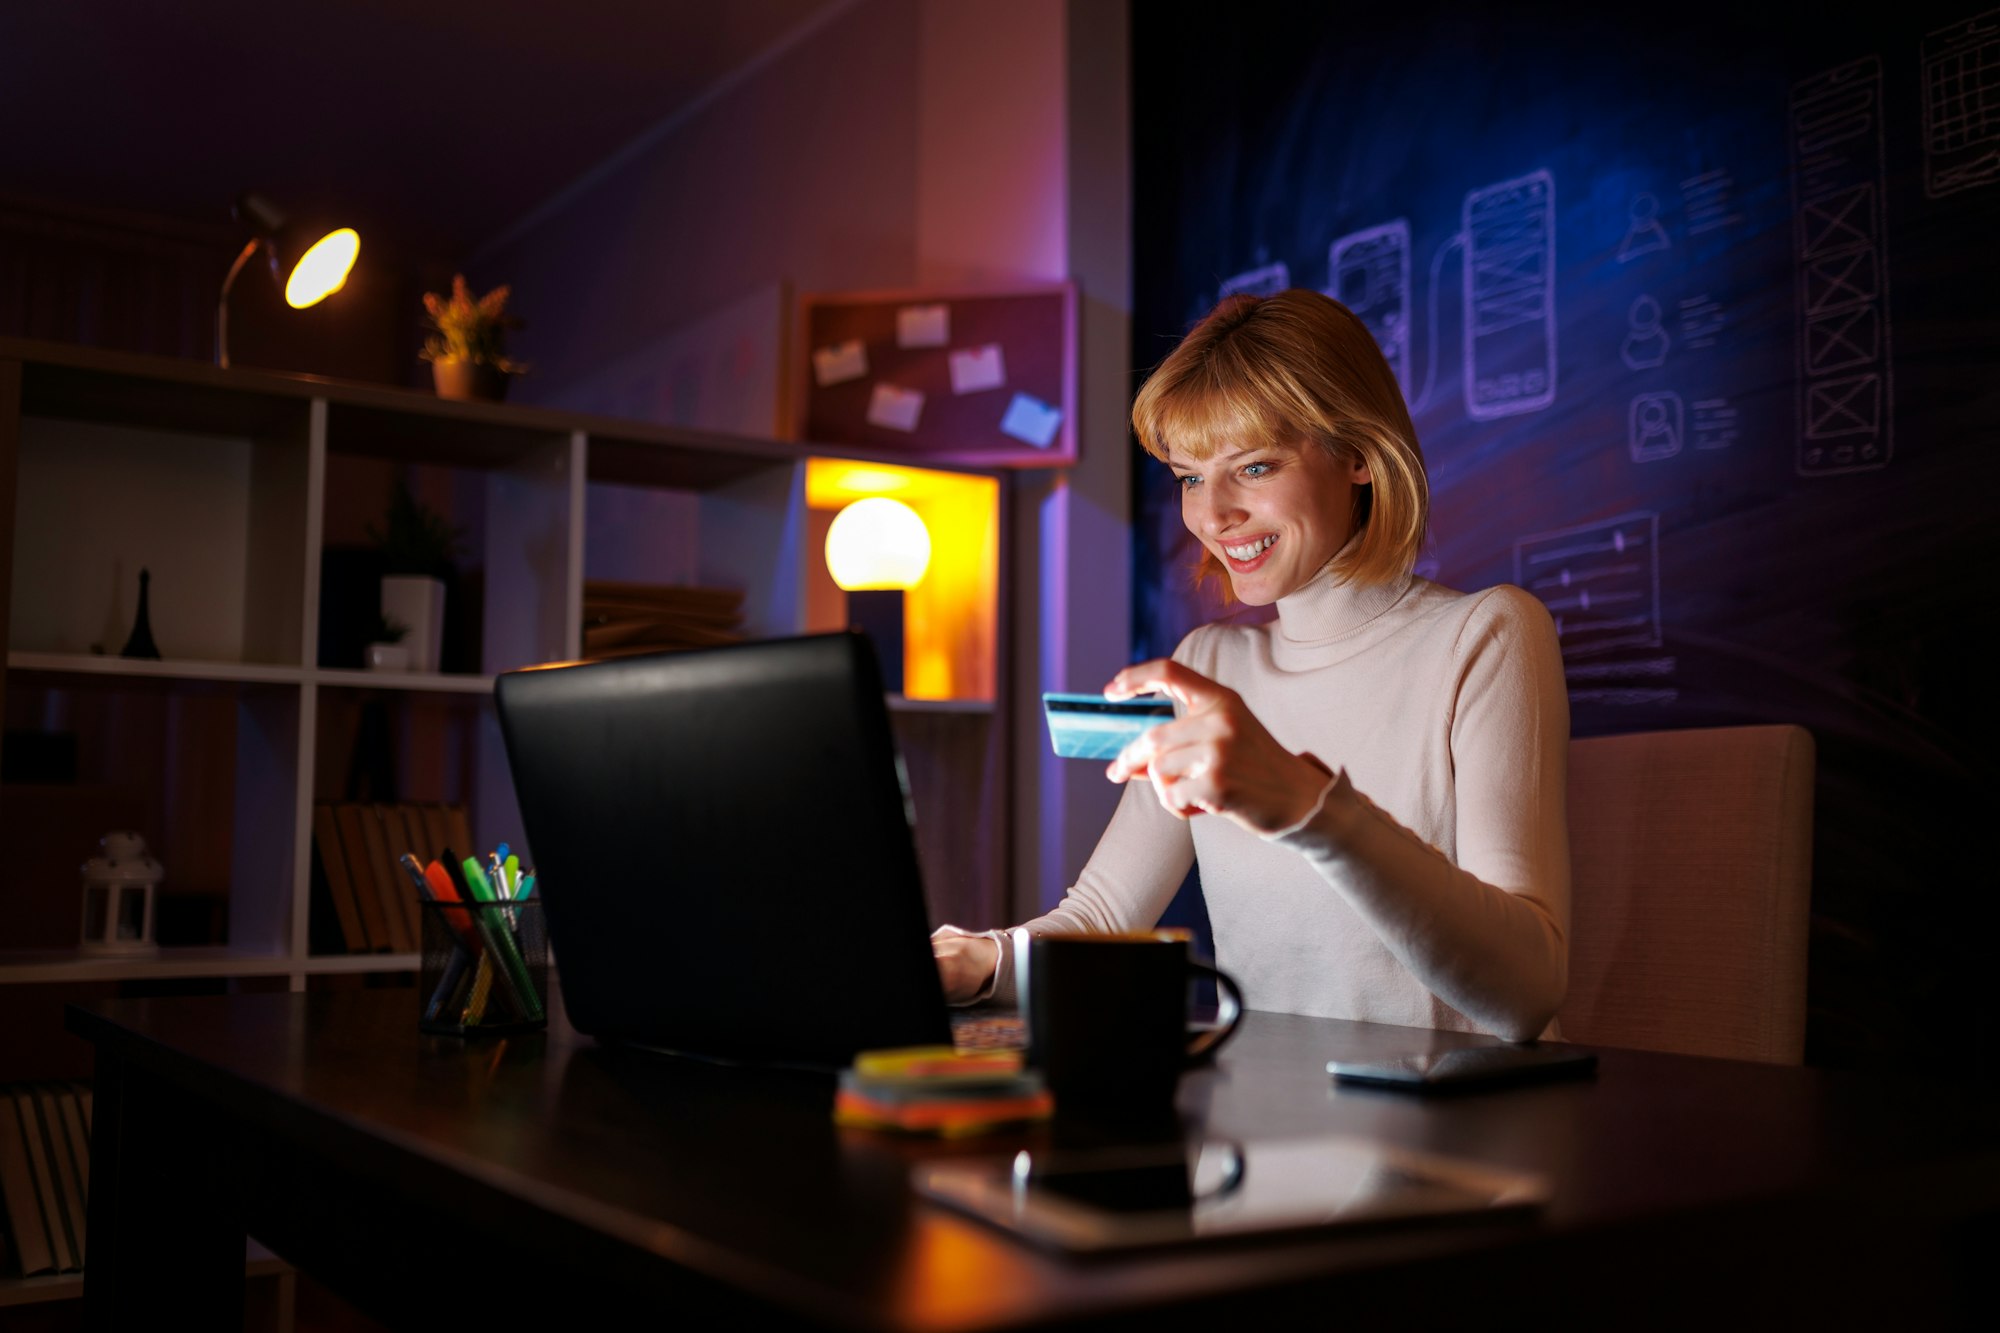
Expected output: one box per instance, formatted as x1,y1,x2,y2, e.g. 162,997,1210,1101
368,475,466,672
363,611,411,672
420,274,528,402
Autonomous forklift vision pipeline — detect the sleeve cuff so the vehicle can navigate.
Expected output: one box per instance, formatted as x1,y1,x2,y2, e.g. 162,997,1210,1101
930,925,1006,1006
1261,755,1346,842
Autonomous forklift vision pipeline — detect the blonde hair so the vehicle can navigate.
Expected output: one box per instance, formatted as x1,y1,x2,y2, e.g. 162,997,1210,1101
1131,289,1428,591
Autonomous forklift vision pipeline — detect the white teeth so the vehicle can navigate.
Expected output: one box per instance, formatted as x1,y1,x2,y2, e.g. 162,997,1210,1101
1224,535,1275,561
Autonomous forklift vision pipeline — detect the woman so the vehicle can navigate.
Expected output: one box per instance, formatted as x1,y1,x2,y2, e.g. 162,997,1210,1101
934,289,1570,1041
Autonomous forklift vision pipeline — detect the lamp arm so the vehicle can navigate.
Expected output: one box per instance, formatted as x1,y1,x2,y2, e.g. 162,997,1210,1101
215,236,264,369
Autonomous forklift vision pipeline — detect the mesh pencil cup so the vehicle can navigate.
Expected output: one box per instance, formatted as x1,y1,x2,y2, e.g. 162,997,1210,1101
418,896,549,1036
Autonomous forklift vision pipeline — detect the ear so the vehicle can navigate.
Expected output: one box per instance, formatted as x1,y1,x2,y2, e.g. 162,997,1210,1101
1349,457,1373,486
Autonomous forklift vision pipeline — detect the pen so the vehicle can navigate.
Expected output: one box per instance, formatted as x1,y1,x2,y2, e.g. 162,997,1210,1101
435,849,532,1022
455,851,543,1022
412,870,476,1023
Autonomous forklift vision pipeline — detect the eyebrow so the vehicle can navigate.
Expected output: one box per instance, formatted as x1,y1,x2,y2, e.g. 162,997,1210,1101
1167,445,1261,472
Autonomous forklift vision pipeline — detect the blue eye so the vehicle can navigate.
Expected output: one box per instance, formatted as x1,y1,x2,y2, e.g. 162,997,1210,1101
1177,473,1202,490
1241,461,1273,478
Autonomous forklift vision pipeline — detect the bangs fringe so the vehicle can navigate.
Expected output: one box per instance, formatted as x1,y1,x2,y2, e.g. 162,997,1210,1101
1135,344,1302,463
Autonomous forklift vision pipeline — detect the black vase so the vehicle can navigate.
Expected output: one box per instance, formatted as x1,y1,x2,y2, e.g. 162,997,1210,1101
121,568,161,659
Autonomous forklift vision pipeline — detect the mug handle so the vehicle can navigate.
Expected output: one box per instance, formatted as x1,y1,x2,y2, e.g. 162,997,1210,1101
1184,960,1244,1064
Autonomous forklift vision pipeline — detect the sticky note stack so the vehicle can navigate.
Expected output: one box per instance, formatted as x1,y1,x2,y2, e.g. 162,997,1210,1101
834,1046,1052,1137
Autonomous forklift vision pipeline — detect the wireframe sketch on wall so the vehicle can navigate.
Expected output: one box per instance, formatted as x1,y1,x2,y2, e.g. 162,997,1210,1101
1680,168,1746,235
1921,8,2000,197
1462,170,1558,420
1328,221,1413,392
1628,391,1683,462
1616,192,1671,261
1219,260,1292,299
1515,513,1675,706
1791,56,1895,476
1514,513,1662,658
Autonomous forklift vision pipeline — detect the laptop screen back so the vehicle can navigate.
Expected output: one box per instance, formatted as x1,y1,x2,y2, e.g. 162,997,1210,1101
494,632,953,1068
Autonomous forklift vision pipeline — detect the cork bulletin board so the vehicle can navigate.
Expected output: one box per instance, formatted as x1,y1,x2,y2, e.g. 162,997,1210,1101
792,282,1076,467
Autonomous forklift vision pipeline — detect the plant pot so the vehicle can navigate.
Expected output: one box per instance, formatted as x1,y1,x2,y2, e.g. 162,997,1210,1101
365,642,412,671
431,358,510,403
380,576,446,672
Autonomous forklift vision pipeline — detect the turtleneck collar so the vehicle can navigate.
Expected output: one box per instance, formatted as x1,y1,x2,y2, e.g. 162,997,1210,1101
1272,542,1416,643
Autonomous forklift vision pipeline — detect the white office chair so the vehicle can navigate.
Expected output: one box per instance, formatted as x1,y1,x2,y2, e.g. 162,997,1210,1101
1559,724,1815,1065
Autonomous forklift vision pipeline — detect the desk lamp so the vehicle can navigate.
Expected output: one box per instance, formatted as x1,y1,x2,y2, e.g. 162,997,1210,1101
825,497,931,695
216,191,360,369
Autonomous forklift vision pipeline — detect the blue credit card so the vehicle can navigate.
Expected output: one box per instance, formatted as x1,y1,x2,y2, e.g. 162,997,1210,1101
1041,692,1176,760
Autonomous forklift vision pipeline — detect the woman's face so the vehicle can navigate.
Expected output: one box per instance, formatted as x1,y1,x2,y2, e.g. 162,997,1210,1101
1168,440,1371,605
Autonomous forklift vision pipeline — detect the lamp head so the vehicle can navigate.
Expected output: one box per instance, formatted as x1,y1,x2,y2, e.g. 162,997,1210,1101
217,190,361,368
825,497,932,591
230,190,360,308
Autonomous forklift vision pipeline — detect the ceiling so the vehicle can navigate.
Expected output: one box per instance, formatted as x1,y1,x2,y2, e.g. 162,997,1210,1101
0,0,849,266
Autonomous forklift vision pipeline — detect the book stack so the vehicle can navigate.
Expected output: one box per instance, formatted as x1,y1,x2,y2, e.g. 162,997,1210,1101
834,1047,1052,1137
309,801,475,956
0,1082,91,1278
581,579,744,660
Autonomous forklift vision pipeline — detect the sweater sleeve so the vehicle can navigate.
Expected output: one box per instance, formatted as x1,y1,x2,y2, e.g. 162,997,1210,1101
1267,587,1572,1040
970,776,1196,1005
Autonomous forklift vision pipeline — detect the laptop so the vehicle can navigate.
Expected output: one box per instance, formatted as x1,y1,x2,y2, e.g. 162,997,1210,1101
493,632,957,1070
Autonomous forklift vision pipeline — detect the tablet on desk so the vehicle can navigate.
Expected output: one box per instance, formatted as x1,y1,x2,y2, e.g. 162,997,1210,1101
914,1135,1547,1254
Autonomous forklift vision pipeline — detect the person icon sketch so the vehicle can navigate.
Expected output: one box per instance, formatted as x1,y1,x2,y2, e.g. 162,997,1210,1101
1629,390,1684,462
1621,294,1670,370
1617,192,1670,262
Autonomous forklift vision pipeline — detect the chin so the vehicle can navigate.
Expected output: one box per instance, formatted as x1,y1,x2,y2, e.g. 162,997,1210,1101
1223,578,1283,607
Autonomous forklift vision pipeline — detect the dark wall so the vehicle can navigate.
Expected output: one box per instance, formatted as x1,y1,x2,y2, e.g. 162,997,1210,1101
1132,0,1998,1072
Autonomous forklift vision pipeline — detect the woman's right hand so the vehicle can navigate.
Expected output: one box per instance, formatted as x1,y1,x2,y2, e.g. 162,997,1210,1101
932,929,1001,1004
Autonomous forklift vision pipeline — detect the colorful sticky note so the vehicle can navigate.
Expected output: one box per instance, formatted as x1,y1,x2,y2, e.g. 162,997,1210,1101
999,392,1063,448
867,383,925,432
813,339,868,387
948,343,1007,395
896,304,950,348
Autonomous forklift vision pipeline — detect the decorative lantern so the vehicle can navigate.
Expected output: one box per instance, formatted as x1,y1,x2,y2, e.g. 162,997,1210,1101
80,832,163,956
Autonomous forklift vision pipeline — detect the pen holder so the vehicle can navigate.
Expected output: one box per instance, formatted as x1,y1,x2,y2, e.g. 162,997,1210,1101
418,897,549,1037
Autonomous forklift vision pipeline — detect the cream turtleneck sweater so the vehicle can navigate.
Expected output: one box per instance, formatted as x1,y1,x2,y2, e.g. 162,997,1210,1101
949,569,1572,1042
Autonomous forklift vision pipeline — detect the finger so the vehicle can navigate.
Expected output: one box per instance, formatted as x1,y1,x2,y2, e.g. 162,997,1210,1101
1104,659,1226,711
1106,718,1182,783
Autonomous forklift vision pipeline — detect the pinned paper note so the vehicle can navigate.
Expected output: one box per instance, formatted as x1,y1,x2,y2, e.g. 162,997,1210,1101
813,339,868,387
867,383,925,432
948,343,1007,395
999,392,1064,448
897,304,950,348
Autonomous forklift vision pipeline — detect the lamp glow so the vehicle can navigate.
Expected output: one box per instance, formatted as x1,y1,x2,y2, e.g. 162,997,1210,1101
285,227,360,307
825,497,931,590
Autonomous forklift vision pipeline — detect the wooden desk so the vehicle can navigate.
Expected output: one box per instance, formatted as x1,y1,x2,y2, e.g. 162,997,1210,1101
69,991,1995,1330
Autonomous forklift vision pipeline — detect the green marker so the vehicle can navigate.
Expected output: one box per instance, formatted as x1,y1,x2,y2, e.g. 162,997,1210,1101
462,855,543,1022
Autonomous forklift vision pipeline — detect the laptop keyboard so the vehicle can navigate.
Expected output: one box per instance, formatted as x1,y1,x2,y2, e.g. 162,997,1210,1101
950,1010,1026,1052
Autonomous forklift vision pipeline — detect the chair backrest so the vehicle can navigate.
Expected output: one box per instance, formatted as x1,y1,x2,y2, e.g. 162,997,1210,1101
1559,724,1815,1065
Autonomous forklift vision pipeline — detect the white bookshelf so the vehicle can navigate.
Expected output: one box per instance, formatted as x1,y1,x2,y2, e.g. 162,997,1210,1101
0,338,1010,1004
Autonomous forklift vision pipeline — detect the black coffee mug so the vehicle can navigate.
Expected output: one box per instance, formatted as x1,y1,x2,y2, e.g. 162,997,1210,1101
1016,928,1244,1115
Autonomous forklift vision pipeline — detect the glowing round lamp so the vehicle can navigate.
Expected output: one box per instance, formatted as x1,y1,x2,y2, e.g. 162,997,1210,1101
825,497,930,694
825,497,931,590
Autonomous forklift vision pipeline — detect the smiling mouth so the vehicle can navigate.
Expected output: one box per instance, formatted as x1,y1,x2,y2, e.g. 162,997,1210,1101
1223,535,1276,562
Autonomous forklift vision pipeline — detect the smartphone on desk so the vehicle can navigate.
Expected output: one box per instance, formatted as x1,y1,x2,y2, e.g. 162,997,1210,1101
1327,1044,1598,1094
